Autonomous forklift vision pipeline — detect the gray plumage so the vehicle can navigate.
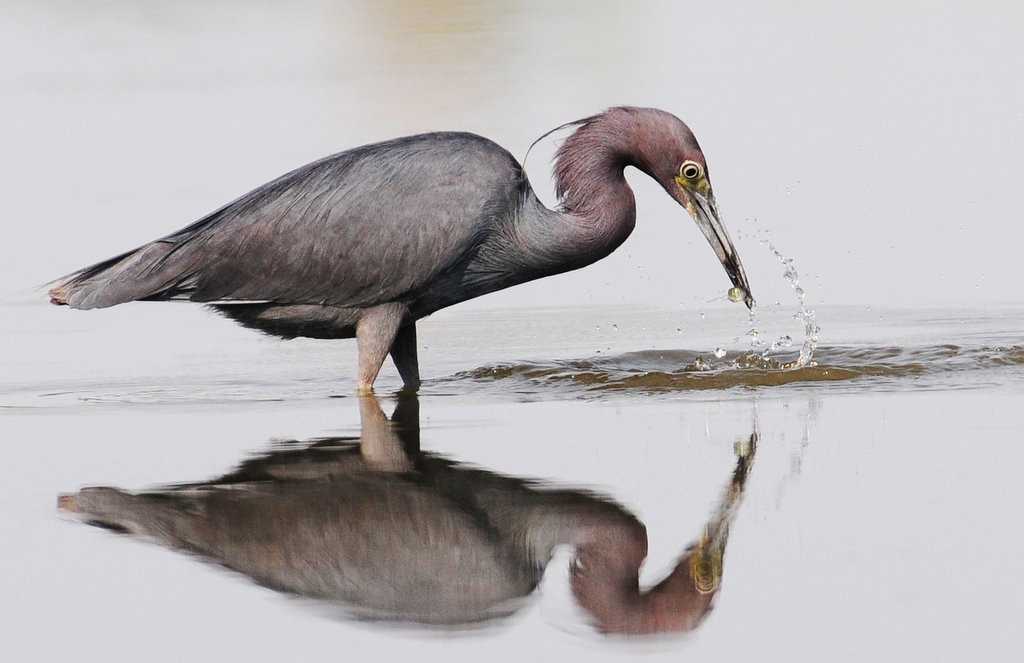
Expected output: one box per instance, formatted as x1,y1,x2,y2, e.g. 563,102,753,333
49,107,753,391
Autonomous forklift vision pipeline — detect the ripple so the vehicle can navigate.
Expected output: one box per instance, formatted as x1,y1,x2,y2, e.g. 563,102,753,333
447,343,1024,396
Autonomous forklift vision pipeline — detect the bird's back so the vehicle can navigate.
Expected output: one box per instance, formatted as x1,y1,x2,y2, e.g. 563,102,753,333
50,132,530,313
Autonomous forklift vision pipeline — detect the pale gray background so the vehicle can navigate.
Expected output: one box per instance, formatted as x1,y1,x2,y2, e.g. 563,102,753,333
4,1,1022,310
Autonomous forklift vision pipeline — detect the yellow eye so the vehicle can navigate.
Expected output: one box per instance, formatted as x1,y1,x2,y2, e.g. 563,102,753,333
680,161,703,180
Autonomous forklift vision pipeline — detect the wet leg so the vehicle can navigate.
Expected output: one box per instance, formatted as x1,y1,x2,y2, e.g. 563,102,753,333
355,303,407,394
390,322,421,392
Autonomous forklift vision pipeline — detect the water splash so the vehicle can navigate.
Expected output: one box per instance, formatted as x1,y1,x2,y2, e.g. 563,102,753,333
746,241,820,368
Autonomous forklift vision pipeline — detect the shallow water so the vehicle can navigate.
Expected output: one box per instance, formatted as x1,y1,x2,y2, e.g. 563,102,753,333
24,338,1022,406
3,302,1024,660
458,340,1024,394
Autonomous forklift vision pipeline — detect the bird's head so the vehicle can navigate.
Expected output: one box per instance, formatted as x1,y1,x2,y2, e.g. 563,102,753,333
646,118,754,310
552,107,755,308
667,154,754,309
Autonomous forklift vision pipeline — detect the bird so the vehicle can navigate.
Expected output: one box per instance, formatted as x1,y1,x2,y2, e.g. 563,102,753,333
49,106,754,393
58,393,756,633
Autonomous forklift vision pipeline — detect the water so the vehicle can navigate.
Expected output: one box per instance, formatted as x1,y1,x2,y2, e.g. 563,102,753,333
457,341,1024,394
4,300,1024,661
734,236,821,370
757,241,820,368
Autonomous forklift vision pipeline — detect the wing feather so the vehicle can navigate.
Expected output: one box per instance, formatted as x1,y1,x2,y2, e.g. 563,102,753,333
52,133,524,311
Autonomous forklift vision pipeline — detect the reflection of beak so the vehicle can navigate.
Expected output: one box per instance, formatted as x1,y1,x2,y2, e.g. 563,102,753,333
685,189,755,309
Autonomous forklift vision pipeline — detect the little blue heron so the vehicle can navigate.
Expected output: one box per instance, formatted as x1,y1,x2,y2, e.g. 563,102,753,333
49,107,753,392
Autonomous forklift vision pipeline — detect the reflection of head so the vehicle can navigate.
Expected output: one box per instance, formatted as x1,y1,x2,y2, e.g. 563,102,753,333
570,528,724,635
572,432,753,635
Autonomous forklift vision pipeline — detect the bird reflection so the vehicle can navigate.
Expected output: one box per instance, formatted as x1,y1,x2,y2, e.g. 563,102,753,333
59,396,756,635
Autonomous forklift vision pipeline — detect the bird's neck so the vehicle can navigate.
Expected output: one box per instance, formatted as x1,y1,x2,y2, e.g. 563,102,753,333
510,166,634,280
512,185,634,279
510,111,670,276
542,110,676,266
552,126,638,260
554,169,637,268
570,540,718,635
518,500,716,635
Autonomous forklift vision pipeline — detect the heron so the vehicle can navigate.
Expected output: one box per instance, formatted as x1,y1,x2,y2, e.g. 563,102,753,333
49,107,754,393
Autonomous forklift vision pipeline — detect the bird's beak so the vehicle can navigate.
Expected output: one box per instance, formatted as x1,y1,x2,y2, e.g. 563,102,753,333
678,185,755,309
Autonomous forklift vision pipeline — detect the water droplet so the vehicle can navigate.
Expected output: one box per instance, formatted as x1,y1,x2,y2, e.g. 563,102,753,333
752,240,820,367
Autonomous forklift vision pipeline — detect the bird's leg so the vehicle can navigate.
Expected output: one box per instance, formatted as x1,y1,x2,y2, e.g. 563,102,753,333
355,303,407,394
389,322,421,392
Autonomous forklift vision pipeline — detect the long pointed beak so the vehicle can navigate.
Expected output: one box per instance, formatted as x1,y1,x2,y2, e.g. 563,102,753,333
687,189,755,309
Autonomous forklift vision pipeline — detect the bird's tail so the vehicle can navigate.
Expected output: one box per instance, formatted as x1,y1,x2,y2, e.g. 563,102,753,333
49,239,199,309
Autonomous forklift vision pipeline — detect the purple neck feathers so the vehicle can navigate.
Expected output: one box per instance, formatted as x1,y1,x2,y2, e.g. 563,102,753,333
554,109,644,223
515,107,700,272
548,107,690,259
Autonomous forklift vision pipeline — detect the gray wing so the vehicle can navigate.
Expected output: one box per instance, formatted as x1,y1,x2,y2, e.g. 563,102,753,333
52,132,525,310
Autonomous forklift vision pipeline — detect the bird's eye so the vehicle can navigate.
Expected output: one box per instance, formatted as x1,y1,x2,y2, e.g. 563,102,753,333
680,161,703,180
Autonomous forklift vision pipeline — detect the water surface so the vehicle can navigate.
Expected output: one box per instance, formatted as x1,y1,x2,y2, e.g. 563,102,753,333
4,302,1023,661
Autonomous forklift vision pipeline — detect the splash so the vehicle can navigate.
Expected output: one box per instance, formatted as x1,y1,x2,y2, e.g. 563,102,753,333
746,241,820,369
